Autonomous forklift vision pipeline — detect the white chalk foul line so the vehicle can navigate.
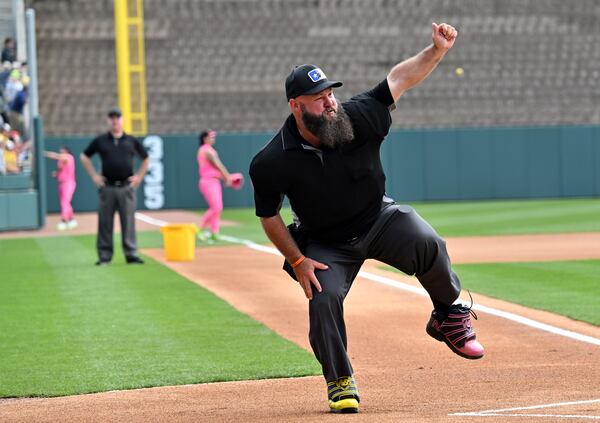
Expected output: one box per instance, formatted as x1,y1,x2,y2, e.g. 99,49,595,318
135,212,169,227
359,271,600,346
217,234,281,255
216,234,600,347
136,214,600,347
456,413,600,420
450,398,600,419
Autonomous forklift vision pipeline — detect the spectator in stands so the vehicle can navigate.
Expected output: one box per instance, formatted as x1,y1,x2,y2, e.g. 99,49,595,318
8,82,27,137
8,78,29,135
0,126,6,174
1,123,20,173
1,38,15,63
45,147,78,231
4,69,22,107
3,139,18,173
196,129,240,243
0,62,12,124
0,61,11,87
80,108,149,265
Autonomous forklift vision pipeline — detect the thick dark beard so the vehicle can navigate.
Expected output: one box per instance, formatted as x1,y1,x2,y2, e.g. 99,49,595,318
300,104,354,148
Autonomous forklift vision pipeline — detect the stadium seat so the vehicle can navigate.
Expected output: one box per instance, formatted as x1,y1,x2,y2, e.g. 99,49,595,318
26,0,600,135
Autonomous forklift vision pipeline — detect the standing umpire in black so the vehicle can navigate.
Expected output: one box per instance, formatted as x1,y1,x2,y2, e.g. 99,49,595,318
80,108,149,265
249,23,484,413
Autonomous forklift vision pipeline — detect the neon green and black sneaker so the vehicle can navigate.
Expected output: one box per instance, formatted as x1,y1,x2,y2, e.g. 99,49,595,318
197,230,210,242
327,376,360,413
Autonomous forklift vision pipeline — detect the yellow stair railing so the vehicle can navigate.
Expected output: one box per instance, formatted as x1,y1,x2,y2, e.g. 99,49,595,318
114,0,148,136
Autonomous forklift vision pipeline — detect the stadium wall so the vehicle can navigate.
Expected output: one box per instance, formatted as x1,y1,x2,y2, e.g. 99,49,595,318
43,125,600,214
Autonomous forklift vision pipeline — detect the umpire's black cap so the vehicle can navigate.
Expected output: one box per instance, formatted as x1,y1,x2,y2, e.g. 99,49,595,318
107,107,122,118
285,64,343,100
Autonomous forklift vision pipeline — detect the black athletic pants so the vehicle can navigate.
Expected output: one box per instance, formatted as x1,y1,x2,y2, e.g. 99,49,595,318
306,203,461,382
97,184,138,262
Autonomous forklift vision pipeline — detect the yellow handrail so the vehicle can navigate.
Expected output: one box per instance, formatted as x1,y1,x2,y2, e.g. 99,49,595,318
114,0,148,136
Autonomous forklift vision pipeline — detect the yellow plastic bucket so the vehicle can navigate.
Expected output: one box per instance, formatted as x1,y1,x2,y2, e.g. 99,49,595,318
160,224,198,261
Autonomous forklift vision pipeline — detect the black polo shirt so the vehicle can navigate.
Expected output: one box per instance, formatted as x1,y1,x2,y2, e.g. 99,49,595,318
249,79,395,242
83,132,148,182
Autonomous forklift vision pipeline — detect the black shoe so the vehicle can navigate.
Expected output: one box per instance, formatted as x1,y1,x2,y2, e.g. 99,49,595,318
327,376,360,413
126,256,145,264
95,260,111,266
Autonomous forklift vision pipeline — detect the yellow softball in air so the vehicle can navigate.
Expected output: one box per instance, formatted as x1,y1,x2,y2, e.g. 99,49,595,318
455,67,464,76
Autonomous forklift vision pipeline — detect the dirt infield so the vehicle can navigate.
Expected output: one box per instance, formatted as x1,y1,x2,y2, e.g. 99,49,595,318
1,214,599,422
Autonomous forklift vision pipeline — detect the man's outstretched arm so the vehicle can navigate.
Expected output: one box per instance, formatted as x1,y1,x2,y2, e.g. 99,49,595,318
387,22,458,102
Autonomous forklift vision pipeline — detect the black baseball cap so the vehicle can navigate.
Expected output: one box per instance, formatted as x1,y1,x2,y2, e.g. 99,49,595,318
107,108,122,118
285,64,343,100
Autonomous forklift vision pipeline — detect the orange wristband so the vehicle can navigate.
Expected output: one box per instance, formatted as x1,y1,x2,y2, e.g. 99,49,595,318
290,255,306,269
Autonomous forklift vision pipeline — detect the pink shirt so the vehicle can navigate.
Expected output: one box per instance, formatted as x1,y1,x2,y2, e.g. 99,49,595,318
198,144,222,179
56,154,76,184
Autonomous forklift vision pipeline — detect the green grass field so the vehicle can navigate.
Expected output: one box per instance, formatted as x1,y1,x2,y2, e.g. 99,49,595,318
409,198,600,236
213,198,600,244
382,260,600,326
1,197,599,398
453,260,600,325
0,235,319,397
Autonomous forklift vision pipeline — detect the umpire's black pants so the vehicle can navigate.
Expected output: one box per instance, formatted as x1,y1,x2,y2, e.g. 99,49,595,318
306,203,461,382
97,184,138,262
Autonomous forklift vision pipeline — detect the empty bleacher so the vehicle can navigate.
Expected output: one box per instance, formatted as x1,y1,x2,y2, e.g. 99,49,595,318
26,0,600,135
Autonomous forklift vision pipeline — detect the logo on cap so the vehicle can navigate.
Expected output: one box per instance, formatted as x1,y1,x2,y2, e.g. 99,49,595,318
307,68,326,83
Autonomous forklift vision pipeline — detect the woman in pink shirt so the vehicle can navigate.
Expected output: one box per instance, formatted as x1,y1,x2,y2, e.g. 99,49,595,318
197,130,234,242
45,147,77,230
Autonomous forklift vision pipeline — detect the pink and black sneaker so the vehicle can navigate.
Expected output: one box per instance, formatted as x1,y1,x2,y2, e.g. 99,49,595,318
426,303,484,360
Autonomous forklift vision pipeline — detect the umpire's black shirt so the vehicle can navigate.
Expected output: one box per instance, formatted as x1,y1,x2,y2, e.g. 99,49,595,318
83,132,148,182
250,79,395,242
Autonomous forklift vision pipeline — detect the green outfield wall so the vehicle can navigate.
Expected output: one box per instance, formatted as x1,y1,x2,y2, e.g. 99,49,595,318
42,125,600,214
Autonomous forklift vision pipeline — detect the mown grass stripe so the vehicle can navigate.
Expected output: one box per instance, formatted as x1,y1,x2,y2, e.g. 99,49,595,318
410,198,600,236
0,236,319,397
380,259,600,326
453,260,600,325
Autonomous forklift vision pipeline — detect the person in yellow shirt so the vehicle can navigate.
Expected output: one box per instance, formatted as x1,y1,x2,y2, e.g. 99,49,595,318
1,124,18,173
3,139,19,173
